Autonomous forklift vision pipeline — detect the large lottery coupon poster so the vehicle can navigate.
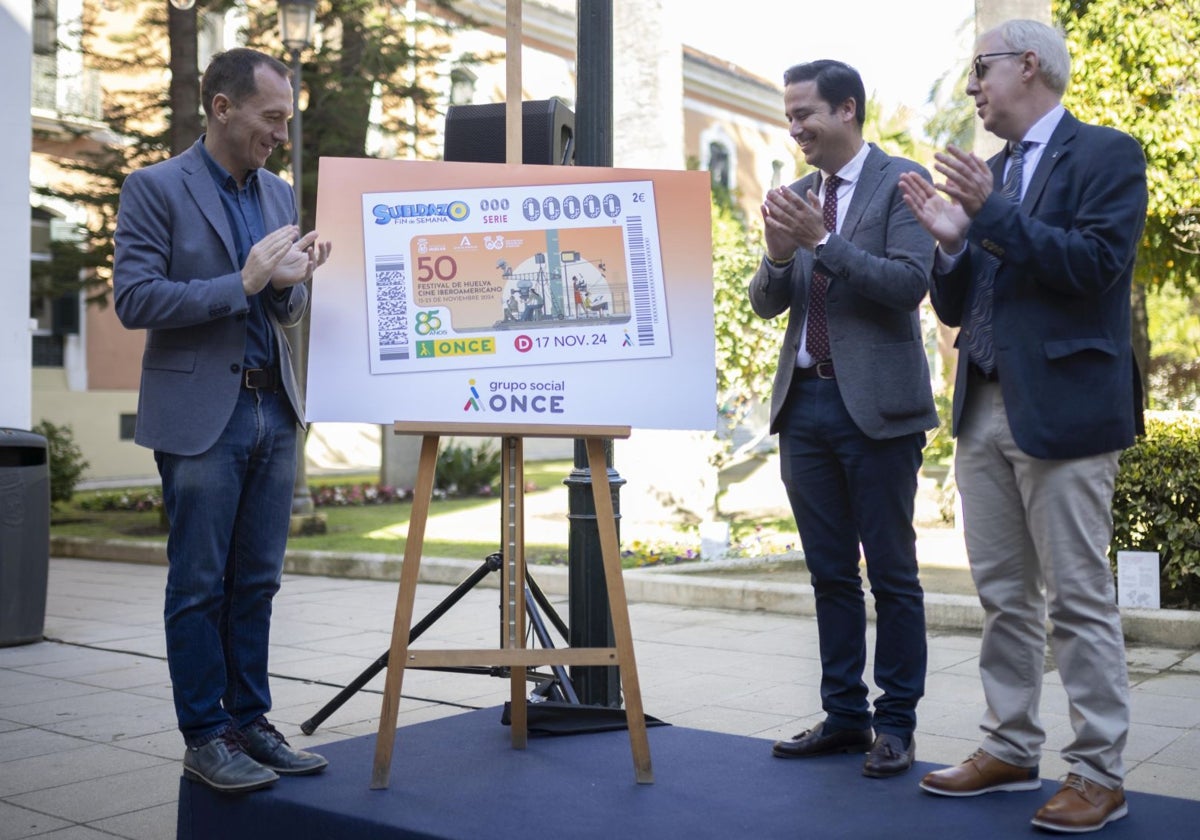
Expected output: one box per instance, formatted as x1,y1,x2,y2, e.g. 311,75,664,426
363,180,669,372
307,159,714,431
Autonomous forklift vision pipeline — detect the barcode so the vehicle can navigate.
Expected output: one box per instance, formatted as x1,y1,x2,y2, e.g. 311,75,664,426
374,254,409,361
627,216,655,346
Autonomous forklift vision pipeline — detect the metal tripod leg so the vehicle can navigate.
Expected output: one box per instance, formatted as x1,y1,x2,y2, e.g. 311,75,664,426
300,553,577,734
524,585,579,704
300,552,502,735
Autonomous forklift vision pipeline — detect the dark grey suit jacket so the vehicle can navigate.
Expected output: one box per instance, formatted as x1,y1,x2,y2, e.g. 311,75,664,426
749,143,938,440
113,140,308,456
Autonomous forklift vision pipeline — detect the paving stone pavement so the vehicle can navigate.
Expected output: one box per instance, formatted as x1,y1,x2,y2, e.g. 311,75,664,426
1,557,1198,839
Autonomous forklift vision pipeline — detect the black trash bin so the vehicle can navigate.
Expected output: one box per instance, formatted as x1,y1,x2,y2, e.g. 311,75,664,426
0,428,51,646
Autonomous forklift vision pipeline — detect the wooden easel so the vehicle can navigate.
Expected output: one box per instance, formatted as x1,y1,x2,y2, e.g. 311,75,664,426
370,421,654,789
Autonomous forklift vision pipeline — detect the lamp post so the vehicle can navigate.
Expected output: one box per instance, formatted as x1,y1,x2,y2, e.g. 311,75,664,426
279,0,317,519
279,0,315,209
568,0,621,707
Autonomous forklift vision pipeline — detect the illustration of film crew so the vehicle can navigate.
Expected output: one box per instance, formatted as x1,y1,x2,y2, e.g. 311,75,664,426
494,247,627,328
496,256,549,322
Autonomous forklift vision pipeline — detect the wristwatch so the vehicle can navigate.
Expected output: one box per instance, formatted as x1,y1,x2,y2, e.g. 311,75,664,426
814,232,831,259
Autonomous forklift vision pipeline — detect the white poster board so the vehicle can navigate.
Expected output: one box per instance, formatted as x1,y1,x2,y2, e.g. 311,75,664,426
1116,550,1161,609
307,159,715,431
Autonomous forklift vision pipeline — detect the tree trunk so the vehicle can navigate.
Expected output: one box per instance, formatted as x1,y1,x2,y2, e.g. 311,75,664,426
1131,281,1151,409
299,6,374,230
167,6,201,156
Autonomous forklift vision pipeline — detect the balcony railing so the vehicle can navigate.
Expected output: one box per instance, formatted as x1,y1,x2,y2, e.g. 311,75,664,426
32,53,103,122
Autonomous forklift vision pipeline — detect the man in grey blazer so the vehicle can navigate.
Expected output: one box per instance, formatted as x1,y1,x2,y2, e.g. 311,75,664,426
114,48,331,794
749,60,937,778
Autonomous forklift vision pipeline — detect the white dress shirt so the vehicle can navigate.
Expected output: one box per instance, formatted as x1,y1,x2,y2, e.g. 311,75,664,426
795,140,871,369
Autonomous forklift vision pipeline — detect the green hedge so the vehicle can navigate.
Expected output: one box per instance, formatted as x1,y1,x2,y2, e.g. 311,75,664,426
32,420,89,506
435,441,501,496
1110,411,1200,609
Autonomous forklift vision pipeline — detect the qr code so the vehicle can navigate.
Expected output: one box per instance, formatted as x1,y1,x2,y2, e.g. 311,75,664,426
374,255,409,360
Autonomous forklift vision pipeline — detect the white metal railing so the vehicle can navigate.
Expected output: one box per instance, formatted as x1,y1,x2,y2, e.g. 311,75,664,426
32,53,103,121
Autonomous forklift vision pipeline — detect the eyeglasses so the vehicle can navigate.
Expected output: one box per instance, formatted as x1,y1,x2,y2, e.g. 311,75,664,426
972,51,1022,80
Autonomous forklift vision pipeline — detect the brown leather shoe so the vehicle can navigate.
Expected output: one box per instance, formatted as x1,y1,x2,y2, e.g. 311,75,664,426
920,748,1041,797
1031,774,1127,833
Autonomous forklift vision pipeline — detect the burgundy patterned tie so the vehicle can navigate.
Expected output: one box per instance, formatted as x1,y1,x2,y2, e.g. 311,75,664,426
805,174,841,362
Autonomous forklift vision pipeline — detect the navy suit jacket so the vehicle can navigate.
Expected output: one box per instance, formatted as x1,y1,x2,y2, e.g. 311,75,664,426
932,112,1147,460
749,144,938,440
113,140,308,456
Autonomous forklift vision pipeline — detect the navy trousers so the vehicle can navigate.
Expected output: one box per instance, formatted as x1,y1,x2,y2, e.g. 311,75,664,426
778,376,927,738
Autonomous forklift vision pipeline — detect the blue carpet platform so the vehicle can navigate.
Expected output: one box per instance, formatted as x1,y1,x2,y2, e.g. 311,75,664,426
178,708,1199,839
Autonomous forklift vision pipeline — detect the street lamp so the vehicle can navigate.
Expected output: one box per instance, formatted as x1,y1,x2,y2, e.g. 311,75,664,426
279,0,317,518
279,0,316,209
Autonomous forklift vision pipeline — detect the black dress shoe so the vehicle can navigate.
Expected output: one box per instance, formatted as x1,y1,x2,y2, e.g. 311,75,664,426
862,732,915,778
772,722,873,759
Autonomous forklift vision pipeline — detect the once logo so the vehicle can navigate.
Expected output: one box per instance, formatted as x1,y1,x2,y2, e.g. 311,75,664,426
417,338,495,358
487,394,565,415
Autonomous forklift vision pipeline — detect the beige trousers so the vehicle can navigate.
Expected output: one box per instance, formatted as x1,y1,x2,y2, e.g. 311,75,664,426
955,377,1130,788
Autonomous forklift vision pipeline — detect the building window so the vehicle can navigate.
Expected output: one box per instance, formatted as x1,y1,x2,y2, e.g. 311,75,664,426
197,9,232,71
30,206,80,369
33,0,57,56
31,207,54,339
119,414,137,441
32,335,64,367
699,125,737,193
708,142,731,190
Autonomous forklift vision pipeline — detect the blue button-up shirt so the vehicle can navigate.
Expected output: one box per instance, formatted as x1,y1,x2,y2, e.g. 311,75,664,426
198,139,275,371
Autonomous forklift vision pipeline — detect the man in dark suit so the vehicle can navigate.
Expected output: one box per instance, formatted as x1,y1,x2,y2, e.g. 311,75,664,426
898,19,1146,833
114,48,332,794
749,60,937,779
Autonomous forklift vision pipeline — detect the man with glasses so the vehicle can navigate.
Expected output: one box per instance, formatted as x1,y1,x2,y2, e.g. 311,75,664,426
898,19,1146,833
750,59,936,779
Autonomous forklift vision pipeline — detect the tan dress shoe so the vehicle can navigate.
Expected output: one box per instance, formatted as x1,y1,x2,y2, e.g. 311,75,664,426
920,748,1041,797
1031,774,1127,833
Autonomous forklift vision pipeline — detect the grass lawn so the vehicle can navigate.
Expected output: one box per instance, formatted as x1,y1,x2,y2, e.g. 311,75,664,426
54,461,606,566
53,460,801,569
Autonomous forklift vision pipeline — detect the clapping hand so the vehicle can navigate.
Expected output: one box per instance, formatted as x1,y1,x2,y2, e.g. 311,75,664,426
899,143,1004,254
241,227,333,296
898,171,970,254
242,226,299,295
761,186,828,260
270,230,332,290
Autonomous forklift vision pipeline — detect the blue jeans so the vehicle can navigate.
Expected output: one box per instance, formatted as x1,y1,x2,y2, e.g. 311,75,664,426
156,387,297,746
778,377,927,738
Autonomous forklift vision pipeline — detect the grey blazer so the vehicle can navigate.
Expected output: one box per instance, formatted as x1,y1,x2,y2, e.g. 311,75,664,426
748,144,937,440
113,140,308,456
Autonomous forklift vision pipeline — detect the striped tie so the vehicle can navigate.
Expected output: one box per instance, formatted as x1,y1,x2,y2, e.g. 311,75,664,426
963,141,1028,375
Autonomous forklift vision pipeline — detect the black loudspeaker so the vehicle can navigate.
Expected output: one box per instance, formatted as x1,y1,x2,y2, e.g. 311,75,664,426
444,99,575,165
